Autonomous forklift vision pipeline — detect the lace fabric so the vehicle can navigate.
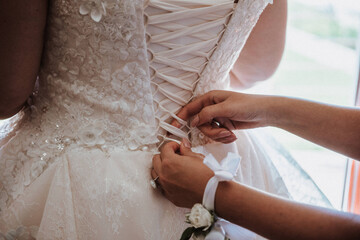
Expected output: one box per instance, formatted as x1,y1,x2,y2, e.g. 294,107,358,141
0,0,282,239
145,0,273,147
1,0,159,214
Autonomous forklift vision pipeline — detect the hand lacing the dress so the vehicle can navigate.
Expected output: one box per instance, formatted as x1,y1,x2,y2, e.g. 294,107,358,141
144,0,235,147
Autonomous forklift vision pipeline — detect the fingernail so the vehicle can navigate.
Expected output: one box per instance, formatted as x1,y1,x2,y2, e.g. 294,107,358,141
218,131,232,138
191,115,199,127
182,138,191,148
222,135,237,143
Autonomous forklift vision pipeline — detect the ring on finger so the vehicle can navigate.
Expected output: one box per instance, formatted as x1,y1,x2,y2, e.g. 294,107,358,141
150,174,160,189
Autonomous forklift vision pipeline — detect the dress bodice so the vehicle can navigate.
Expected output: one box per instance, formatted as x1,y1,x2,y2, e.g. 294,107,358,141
33,0,272,151
0,0,271,212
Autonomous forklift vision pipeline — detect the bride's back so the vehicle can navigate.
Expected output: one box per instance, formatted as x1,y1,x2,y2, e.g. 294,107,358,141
0,0,274,238
1,0,269,154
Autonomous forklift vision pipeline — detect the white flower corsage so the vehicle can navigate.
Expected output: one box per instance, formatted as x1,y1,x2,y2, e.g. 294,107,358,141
180,204,230,240
180,152,244,240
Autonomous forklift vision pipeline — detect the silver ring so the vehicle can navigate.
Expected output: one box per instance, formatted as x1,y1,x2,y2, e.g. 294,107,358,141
211,119,221,128
150,176,159,189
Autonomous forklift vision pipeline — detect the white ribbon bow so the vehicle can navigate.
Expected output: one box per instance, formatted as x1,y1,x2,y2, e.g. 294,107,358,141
202,152,241,210
202,152,256,240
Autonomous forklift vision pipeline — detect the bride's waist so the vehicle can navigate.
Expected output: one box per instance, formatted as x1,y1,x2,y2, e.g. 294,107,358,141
9,102,159,153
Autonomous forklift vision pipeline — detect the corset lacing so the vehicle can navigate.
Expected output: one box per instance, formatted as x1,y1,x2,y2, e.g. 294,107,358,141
144,0,235,146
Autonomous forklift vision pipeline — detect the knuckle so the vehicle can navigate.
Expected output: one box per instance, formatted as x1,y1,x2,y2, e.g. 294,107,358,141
160,176,172,189
201,107,212,118
152,154,159,161
162,142,171,150
161,158,172,171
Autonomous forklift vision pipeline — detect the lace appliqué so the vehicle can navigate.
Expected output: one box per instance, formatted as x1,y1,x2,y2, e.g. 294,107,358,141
0,0,158,216
0,226,38,240
192,0,271,146
0,0,274,237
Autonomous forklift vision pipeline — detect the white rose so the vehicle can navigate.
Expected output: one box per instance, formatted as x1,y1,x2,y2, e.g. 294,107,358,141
188,204,213,229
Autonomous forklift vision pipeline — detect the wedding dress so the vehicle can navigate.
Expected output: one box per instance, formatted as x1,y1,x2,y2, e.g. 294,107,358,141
0,0,329,239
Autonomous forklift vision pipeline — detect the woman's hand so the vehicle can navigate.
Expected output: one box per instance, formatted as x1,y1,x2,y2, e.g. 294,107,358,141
151,140,214,208
175,90,275,143
151,144,360,240
176,90,360,159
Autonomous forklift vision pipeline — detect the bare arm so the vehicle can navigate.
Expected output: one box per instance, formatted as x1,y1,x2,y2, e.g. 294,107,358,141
176,91,360,160
230,0,287,89
216,180,360,240
268,96,360,160
0,0,48,119
153,142,360,240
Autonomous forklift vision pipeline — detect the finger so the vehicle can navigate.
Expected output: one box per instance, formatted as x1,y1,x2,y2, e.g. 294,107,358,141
211,119,221,128
215,117,236,131
176,91,229,123
175,94,214,123
152,154,162,177
151,168,162,189
198,123,233,140
191,102,231,127
179,142,205,159
151,168,158,180
182,138,192,148
160,141,181,160
216,135,238,144
170,119,182,128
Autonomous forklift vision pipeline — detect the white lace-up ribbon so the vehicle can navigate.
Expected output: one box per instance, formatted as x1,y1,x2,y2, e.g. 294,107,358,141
202,152,256,240
144,0,235,147
202,152,240,210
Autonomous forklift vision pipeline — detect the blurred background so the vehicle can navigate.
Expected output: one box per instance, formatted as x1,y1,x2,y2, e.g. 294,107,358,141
247,0,360,210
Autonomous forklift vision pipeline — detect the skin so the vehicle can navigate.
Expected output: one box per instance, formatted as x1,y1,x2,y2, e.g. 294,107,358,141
0,0,47,119
177,90,360,160
152,142,360,240
230,0,287,89
152,90,360,239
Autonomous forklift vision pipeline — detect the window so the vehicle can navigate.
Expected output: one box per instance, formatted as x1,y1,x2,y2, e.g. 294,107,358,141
247,0,359,209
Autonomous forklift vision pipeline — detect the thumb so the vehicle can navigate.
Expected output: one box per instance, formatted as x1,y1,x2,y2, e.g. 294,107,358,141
191,102,230,127
180,139,205,159
160,141,180,159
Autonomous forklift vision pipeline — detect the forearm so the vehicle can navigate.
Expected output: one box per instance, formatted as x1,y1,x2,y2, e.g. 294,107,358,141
215,181,360,239
267,96,360,160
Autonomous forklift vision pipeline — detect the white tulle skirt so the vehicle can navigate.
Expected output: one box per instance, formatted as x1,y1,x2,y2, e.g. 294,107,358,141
0,129,329,240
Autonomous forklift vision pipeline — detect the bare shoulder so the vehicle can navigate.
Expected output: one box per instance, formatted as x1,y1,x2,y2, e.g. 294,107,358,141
0,0,48,119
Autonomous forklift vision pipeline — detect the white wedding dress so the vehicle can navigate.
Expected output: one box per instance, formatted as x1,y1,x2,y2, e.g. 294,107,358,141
0,0,329,239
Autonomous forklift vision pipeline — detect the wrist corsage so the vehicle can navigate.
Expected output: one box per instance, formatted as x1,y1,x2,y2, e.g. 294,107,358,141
180,203,230,240
180,152,254,240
